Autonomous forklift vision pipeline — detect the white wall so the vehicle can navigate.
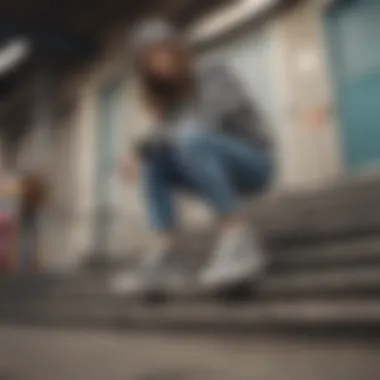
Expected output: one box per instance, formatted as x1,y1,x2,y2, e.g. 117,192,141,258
269,0,342,189
44,33,156,270
189,0,277,43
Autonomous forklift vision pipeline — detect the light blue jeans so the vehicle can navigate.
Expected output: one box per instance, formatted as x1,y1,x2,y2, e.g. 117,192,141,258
142,130,272,231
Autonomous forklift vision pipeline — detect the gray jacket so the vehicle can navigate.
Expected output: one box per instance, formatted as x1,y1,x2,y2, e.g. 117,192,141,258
138,61,272,157
197,61,272,151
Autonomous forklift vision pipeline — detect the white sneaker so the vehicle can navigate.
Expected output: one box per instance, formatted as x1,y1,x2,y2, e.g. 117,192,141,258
110,270,148,295
199,226,265,290
109,247,186,295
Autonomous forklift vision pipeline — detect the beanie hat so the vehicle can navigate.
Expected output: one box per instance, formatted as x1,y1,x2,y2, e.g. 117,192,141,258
129,19,184,54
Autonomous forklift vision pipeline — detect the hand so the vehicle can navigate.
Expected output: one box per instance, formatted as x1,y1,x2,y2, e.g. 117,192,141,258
119,155,140,182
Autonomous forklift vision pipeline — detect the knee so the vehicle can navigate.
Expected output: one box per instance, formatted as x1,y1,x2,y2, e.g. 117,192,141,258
173,131,212,157
142,149,170,170
141,151,168,182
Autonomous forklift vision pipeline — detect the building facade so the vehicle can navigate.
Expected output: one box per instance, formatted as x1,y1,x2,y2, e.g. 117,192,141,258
2,0,379,270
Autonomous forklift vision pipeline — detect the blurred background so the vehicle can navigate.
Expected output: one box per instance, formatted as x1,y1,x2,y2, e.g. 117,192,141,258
1,0,380,378
0,0,364,270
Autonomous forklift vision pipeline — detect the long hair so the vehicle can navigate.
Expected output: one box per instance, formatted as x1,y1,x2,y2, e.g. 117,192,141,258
135,42,194,118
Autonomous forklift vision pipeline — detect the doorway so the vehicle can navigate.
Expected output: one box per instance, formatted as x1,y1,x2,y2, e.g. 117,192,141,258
326,0,380,171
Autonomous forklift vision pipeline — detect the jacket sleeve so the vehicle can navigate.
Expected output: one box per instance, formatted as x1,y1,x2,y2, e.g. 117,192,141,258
202,62,272,150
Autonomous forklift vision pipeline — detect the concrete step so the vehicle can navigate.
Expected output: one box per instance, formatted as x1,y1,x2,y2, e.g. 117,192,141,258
256,175,380,216
0,273,107,299
3,265,380,307
155,232,380,278
4,177,380,335
2,298,380,335
270,235,380,272
251,176,380,244
4,235,380,302
259,207,380,246
261,267,380,299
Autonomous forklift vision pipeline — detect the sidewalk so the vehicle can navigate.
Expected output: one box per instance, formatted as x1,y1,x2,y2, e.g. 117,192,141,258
1,326,380,380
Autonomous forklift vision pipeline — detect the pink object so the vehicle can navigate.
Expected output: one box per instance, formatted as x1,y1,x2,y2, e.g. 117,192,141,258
0,211,16,272
0,212,13,229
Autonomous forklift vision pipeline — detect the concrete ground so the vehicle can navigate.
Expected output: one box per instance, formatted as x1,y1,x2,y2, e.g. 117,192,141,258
0,326,380,380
